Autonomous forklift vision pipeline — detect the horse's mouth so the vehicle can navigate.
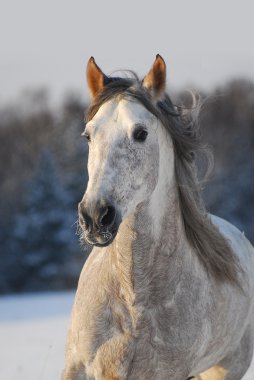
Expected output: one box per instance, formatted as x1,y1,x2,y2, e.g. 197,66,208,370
81,224,119,248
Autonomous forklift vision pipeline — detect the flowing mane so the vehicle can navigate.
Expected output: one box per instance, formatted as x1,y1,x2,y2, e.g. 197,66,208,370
86,75,241,287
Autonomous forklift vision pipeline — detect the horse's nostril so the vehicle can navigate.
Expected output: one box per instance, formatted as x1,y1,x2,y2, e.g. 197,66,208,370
100,206,116,227
79,201,116,231
79,204,93,232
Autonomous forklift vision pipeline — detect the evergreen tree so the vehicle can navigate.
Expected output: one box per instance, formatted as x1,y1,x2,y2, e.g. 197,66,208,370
8,149,81,292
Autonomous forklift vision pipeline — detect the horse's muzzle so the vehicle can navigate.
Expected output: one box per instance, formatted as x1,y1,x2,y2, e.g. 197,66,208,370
78,200,120,247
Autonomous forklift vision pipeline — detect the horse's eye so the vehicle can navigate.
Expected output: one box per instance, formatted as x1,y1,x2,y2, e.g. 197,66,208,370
82,131,91,142
133,128,148,142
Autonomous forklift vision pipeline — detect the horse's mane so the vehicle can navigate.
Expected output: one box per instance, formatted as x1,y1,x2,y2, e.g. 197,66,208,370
86,75,241,288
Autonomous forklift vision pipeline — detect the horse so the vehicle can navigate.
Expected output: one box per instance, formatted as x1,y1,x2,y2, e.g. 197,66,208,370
62,55,254,380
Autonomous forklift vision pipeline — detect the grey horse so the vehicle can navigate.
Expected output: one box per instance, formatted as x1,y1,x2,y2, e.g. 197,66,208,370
62,55,254,380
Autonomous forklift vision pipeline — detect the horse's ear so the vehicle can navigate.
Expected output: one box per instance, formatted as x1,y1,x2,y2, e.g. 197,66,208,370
142,54,166,99
87,57,108,98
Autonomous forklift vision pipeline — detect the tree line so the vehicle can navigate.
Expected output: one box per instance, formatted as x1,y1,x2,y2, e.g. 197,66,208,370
0,80,253,294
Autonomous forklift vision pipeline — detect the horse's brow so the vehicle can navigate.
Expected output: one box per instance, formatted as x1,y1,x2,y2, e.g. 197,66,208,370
133,122,147,129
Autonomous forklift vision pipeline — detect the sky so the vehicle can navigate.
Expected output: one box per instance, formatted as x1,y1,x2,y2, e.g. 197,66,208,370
1,0,254,105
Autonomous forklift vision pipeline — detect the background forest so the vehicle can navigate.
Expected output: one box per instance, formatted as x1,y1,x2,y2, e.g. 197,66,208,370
0,79,253,294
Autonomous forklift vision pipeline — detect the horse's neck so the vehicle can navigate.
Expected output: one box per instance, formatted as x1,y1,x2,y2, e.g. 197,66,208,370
112,178,189,307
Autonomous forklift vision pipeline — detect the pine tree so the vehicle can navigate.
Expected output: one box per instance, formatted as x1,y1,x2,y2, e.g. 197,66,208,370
10,149,80,292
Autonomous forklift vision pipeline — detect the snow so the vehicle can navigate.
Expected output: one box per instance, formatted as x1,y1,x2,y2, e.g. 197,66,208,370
0,292,74,380
0,291,253,380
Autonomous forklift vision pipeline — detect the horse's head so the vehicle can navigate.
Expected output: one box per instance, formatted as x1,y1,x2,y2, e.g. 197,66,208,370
79,55,175,247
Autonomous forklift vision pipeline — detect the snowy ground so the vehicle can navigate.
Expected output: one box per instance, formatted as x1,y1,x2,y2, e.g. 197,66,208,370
0,291,74,380
0,292,253,380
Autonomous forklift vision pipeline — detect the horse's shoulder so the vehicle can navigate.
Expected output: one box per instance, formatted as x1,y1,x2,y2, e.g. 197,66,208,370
78,247,108,286
85,246,105,267
74,247,113,316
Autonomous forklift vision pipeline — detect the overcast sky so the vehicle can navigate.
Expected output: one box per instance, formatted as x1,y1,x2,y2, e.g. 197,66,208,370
1,0,254,105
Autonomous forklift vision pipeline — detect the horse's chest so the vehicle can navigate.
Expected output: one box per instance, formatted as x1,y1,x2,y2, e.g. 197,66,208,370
88,302,192,380
79,259,204,379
